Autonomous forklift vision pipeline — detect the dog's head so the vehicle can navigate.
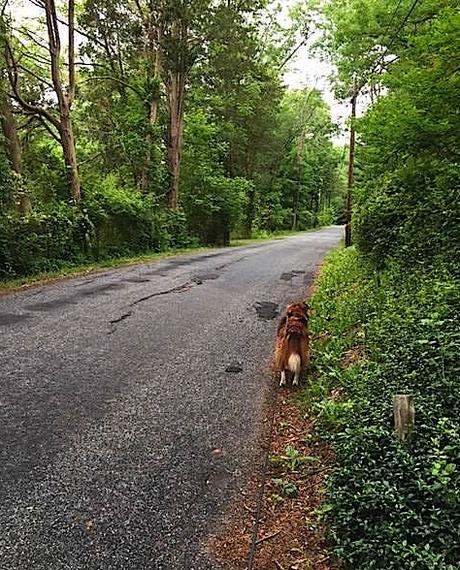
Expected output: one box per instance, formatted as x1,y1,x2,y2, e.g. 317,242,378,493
286,302,310,320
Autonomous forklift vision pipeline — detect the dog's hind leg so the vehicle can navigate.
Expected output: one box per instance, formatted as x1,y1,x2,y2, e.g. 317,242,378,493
288,353,302,387
293,369,300,387
279,370,286,387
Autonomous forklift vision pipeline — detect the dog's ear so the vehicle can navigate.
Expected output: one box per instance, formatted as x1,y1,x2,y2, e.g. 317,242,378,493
303,302,312,316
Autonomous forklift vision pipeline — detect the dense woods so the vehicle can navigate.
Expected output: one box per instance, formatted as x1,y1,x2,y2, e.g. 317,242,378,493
306,1,460,568
0,0,344,278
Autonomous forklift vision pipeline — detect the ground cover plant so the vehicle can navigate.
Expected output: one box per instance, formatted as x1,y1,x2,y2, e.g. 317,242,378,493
303,247,459,569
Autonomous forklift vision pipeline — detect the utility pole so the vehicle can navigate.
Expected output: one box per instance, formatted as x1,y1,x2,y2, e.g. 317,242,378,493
345,84,357,247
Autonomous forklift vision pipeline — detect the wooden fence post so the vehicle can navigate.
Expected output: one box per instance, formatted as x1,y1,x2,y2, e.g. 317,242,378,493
393,395,415,441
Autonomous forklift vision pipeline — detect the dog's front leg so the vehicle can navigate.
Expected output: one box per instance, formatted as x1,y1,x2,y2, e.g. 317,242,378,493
279,370,286,387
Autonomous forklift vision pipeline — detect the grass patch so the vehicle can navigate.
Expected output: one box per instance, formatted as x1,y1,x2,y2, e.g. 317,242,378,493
300,247,460,569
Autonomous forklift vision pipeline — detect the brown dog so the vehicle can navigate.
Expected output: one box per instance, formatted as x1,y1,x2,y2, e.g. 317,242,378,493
275,302,310,387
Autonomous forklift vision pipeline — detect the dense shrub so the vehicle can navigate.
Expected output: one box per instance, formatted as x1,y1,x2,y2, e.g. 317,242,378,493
306,247,460,570
0,206,89,277
353,7,460,271
0,178,194,278
180,110,249,245
317,206,337,227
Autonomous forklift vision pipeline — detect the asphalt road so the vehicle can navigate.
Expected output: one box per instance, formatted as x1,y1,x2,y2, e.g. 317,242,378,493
0,226,342,570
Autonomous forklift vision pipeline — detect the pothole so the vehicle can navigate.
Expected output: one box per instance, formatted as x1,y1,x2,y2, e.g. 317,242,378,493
193,272,220,284
280,270,306,281
225,363,243,374
280,273,293,281
123,277,151,283
254,302,279,321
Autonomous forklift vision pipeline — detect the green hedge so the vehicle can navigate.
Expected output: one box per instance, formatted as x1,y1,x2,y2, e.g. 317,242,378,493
306,247,459,569
0,192,193,278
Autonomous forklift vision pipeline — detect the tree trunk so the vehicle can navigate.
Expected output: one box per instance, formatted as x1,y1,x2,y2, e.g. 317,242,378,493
138,22,161,193
1,98,31,214
166,72,185,209
59,102,81,203
138,96,159,193
43,0,81,203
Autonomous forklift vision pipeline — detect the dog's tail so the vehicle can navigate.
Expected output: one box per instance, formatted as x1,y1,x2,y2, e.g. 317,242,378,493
287,353,301,376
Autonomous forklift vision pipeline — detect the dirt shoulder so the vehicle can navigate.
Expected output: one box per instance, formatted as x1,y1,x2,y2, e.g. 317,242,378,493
208,388,336,570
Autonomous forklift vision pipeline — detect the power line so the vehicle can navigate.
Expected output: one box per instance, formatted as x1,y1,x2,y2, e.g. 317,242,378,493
354,0,423,96
279,38,307,70
383,0,405,39
385,0,423,55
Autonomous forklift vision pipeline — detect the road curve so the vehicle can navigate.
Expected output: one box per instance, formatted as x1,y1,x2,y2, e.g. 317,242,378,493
0,226,342,569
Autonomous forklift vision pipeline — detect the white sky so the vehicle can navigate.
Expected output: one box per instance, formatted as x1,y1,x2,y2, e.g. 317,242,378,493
280,1,350,143
283,42,350,143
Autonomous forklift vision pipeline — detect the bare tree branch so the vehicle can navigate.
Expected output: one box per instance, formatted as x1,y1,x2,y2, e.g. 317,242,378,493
37,115,62,143
17,63,54,90
14,26,50,53
28,0,107,50
44,0,63,105
17,114,36,131
4,36,61,130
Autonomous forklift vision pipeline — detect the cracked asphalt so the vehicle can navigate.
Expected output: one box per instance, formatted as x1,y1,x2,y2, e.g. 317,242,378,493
0,226,342,569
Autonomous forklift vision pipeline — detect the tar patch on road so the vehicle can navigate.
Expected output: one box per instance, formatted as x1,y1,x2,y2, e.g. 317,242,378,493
26,298,77,312
254,302,279,321
0,313,32,326
193,272,220,284
280,269,306,282
225,363,243,374
78,282,126,296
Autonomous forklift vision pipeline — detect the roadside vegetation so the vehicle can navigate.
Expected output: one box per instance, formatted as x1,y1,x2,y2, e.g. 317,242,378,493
0,1,344,280
300,1,460,568
306,249,459,569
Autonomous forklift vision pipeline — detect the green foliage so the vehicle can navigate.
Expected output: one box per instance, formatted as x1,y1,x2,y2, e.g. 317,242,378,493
1,1,343,277
259,88,345,232
315,0,460,268
305,247,460,570
0,206,90,277
0,176,195,278
317,206,337,227
271,478,299,498
307,5,460,564
270,445,319,472
180,109,249,245
0,157,14,209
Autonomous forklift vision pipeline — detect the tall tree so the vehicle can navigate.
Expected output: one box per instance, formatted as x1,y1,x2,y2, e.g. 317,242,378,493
5,0,81,202
157,0,212,209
